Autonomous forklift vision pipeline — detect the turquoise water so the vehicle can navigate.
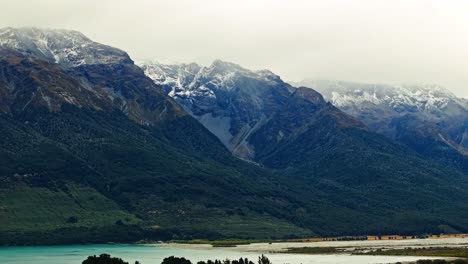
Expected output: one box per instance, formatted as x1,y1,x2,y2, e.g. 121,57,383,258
0,245,258,264
0,244,439,264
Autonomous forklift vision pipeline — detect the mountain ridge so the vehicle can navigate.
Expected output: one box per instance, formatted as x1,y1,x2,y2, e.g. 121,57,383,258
138,60,366,160
0,27,131,67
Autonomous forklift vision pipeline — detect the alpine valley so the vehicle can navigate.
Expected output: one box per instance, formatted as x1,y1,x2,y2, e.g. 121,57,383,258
1,27,468,246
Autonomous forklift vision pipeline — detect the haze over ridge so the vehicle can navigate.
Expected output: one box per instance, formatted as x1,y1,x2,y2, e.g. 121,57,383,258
2,0,468,98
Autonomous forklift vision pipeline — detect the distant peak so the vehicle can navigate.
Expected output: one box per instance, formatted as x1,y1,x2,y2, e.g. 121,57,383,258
399,83,455,96
137,58,194,67
211,59,230,66
256,69,279,78
209,59,245,71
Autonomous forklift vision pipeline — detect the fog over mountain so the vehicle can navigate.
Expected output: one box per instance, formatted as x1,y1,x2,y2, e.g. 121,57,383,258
2,0,468,98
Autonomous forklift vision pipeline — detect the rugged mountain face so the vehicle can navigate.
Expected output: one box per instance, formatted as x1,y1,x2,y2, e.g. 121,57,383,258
139,61,366,160
0,47,112,115
0,27,184,124
139,60,296,158
298,80,468,172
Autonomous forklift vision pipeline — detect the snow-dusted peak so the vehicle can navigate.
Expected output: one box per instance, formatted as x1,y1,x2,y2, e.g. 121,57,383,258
301,80,467,116
0,27,90,43
209,59,243,71
137,61,203,94
139,59,296,159
204,60,257,83
139,60,286,95
0,27,131,67
298,79,468,154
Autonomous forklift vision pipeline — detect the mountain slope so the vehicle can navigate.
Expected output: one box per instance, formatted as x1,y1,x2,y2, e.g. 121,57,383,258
0,28,315,243
2,28,468,245
297,80,468,173
0,47,112,114
141,60,468,235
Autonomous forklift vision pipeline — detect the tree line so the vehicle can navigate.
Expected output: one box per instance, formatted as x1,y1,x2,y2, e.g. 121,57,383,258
82,254,272,264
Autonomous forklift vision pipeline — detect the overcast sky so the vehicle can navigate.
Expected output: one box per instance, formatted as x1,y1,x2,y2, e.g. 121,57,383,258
2,0,468,98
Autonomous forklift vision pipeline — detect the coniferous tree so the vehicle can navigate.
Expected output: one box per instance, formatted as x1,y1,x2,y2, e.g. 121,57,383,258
161,256,192,264
258,255,271,264
82,254,128,264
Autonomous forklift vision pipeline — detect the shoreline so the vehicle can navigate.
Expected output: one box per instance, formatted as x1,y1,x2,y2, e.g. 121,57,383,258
0,243,453,264
149,237,468,261
152,237,468,251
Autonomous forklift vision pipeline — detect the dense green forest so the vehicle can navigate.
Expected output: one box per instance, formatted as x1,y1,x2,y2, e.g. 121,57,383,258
2,106,468,245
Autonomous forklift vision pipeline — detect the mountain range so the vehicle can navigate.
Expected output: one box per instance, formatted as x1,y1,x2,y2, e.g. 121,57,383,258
297,80,468,173
1,27,467,245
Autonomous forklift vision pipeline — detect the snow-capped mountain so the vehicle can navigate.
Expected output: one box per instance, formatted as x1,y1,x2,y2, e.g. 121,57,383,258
139,60,291,158
139,60,364,160
139,59,468,175
139,60,293,158
0,27,183,123
302,80,467,119
139,59,286,109
298,80,468,172
300,80,467,139
0,27,130,67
